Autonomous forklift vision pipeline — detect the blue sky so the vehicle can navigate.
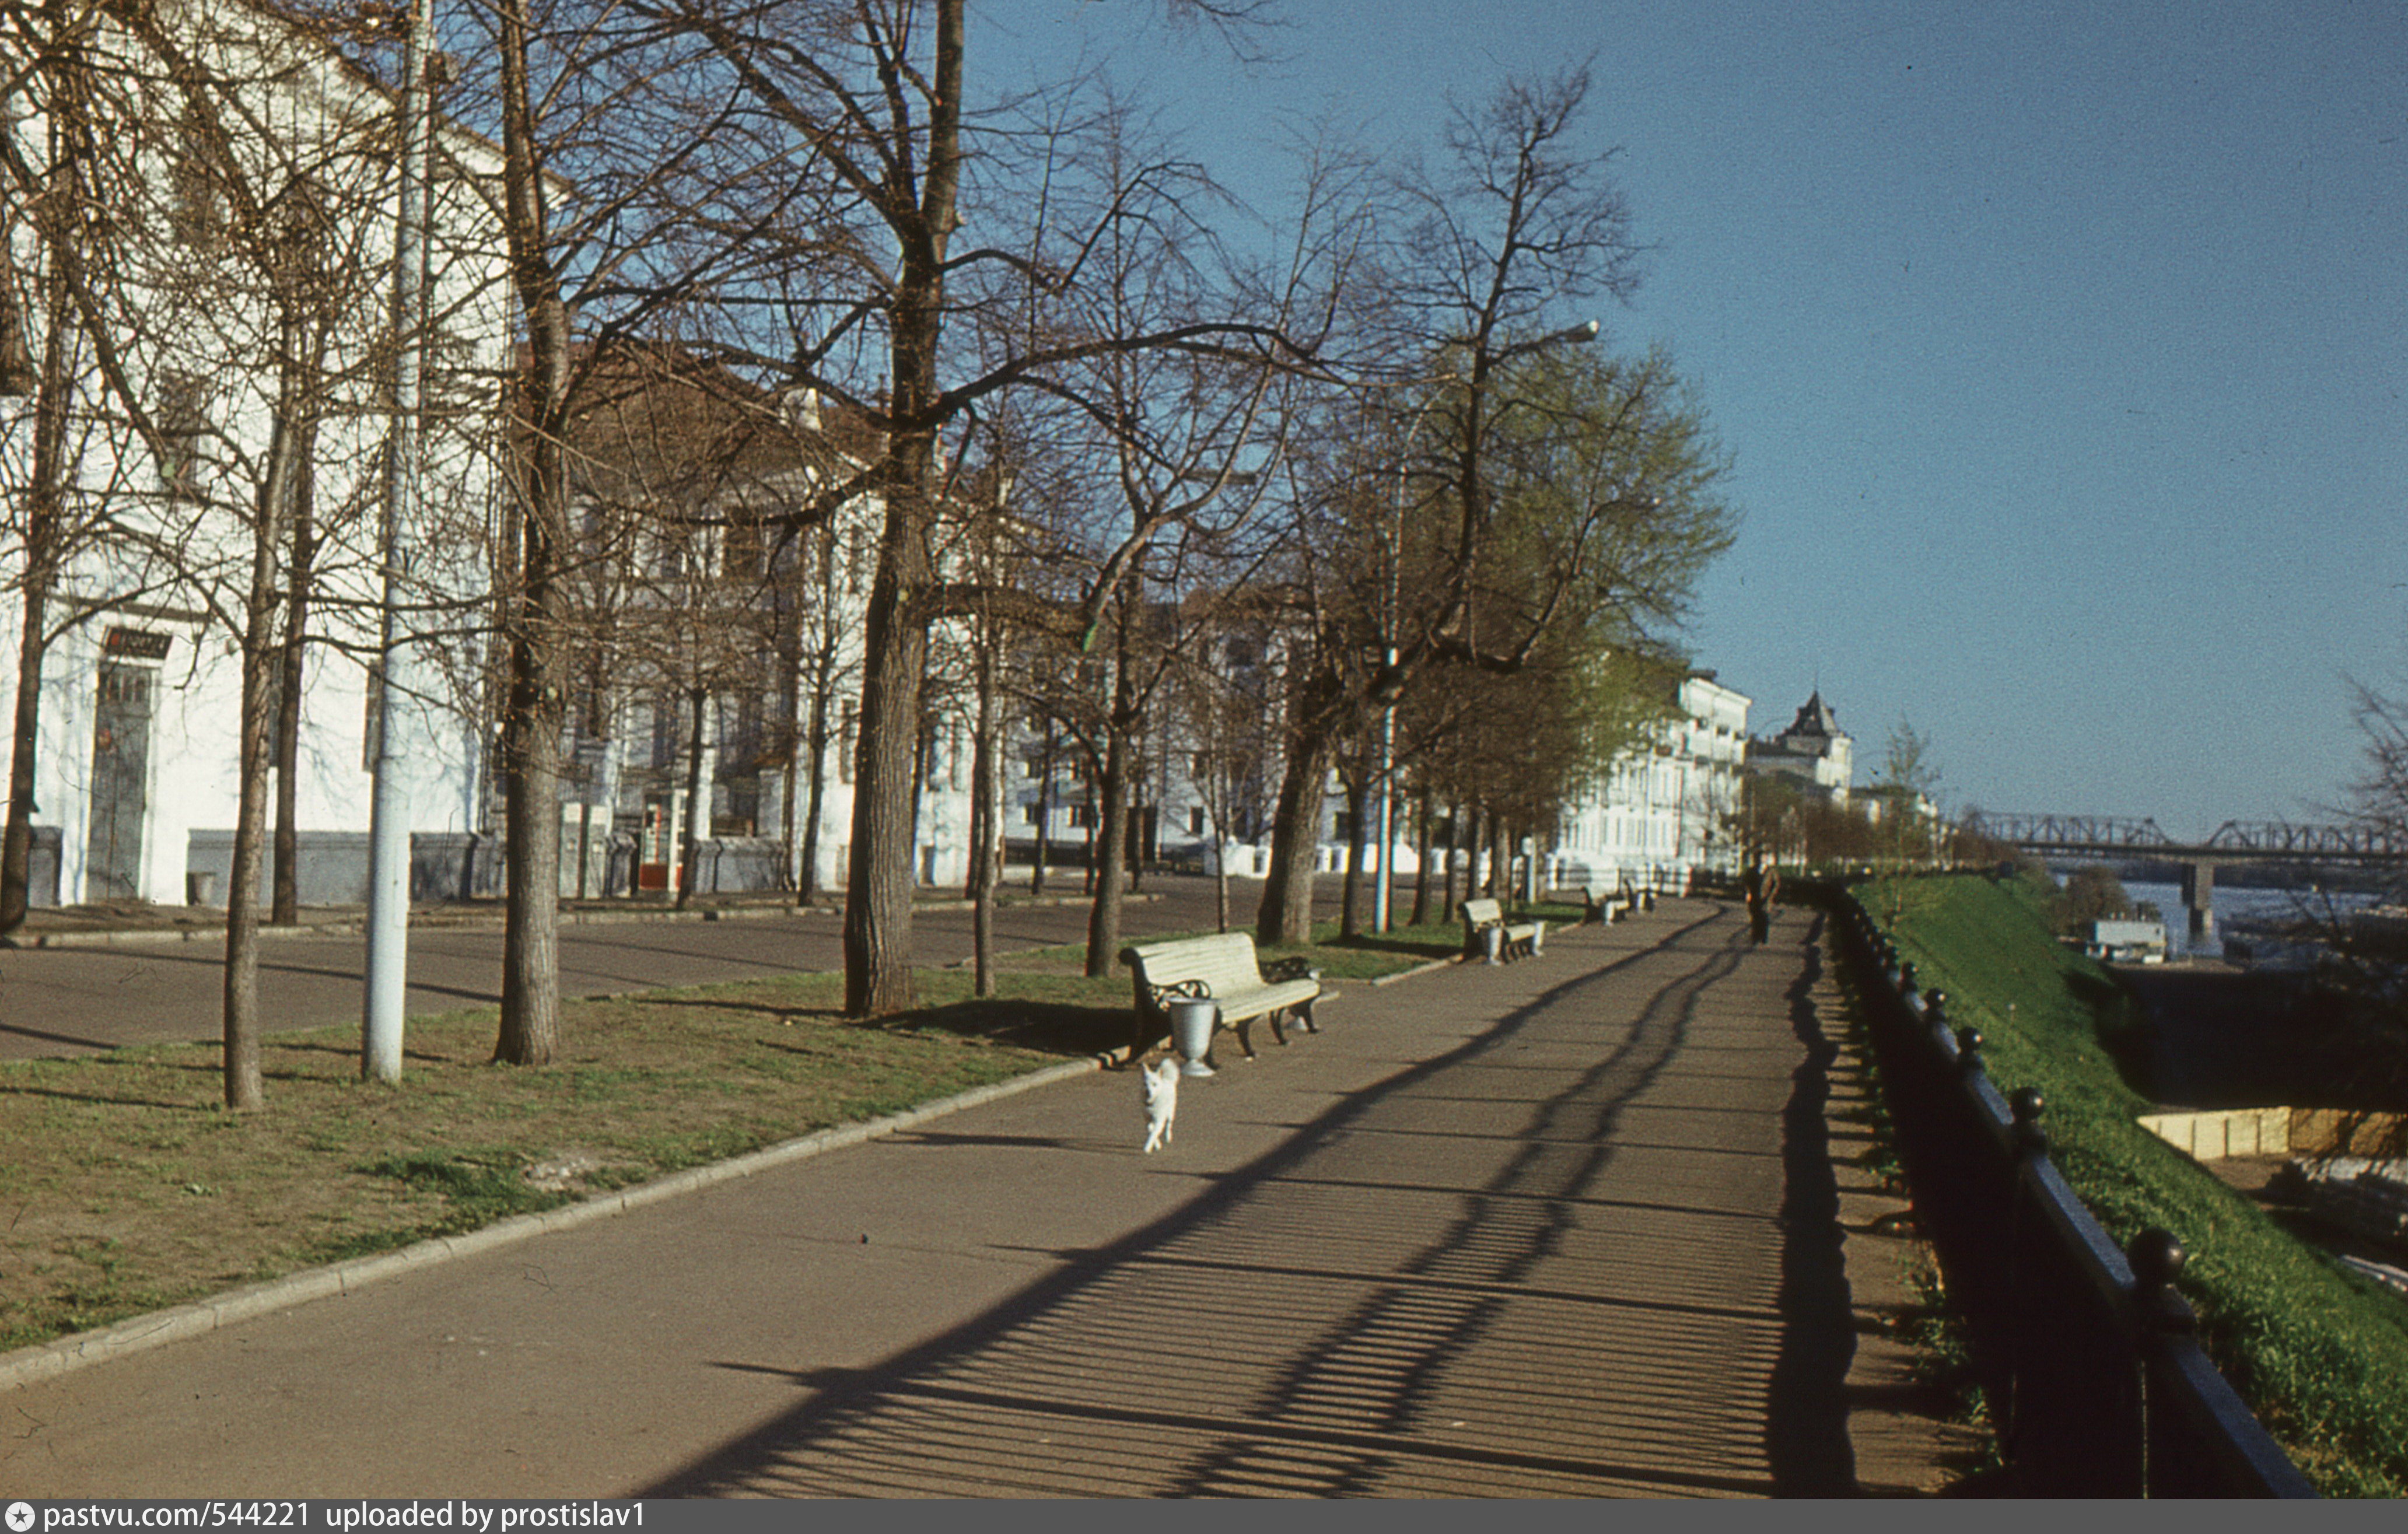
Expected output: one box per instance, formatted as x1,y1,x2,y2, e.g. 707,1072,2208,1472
987,1,2407,835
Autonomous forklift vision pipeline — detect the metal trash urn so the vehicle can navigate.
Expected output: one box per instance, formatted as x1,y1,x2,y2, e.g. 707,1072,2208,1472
1168,997,1220,1077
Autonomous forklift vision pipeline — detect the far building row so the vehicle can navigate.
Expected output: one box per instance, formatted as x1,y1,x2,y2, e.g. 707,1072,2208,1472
1,2,1875,915
1543,680,1857,894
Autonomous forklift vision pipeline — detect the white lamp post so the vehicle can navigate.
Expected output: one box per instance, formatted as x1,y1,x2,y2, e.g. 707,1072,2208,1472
363,0,438,1083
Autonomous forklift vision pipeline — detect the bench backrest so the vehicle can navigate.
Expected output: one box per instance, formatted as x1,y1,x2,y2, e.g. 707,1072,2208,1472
1122,931,1268,996
1461,897,1504,928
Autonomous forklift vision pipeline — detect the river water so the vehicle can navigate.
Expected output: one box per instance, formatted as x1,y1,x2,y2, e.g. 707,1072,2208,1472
2119,879,2381,960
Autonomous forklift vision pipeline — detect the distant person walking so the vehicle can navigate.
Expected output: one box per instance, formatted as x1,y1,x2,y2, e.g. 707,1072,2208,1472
1744,853,1779,944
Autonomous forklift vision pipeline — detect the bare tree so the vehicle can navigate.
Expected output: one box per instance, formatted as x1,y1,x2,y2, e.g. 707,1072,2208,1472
1253,68,1661,941
645,0,1331,1014
1,0,449,1105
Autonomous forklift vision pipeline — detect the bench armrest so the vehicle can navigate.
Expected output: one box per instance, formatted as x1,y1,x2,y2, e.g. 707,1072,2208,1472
1261,957,1322,986
1139,975,1214,1015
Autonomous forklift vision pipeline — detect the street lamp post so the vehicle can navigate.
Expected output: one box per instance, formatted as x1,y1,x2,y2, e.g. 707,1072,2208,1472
363,0,438,1083
1369,319,1598,934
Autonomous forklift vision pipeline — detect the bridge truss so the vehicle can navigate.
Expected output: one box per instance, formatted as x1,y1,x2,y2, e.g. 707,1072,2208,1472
1962,812,2408,863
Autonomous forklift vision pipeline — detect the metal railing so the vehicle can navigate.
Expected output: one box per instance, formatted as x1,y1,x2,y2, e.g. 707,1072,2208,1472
1825,890,2316,1498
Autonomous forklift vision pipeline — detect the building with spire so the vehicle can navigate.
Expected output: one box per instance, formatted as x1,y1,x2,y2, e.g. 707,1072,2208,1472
1745,691,1854,804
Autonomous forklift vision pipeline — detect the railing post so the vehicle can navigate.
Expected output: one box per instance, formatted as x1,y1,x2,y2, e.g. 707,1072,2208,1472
2010,1087,2048,1155
2129,1228,2194,1497
2003,1087,2046,1473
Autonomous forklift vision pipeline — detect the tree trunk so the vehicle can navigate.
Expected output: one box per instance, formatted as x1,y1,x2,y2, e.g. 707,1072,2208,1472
1079,758,1097,896
497,586,566,1067
493,0,568,1065
1083,601,1140,976
224,397,303,1109
776,610,802,900
796,655,832,906
675,686,705,909
1084,719,1135,978
1339,766,1367,939
270,430,316,926
1031,742,1052,895
839,529,929,1017
968,635,996,992
1489,811,1510,902
1212,801,1230,934
1410,790,1434,928
970,632,1000,997
1255,724,1334,945
836,0,963,1019
1458,802,1479,909
0,263,68,937
1441,799,1461,920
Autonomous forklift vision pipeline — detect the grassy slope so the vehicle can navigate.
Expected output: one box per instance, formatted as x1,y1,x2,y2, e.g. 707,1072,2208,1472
1871,873,2408,1496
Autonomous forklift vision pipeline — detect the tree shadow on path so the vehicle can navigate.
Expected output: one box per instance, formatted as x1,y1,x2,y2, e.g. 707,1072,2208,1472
637,908,1866,1497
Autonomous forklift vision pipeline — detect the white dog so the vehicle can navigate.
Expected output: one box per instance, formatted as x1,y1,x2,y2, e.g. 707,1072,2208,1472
1140,1057,1181,1153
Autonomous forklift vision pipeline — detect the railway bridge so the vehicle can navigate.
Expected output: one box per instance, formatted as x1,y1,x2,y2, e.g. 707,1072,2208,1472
1958,812,2408,943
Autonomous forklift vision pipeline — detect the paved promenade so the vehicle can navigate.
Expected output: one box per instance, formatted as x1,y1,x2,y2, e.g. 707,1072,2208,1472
0,900,1965,1497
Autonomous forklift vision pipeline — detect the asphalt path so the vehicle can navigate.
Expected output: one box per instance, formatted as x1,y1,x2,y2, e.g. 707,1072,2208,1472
0,876,1311,1060
0,906,1961,1496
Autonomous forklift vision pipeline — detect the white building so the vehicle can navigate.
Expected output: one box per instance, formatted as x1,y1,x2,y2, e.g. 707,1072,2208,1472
0,0,513,908
1553,670,1753,892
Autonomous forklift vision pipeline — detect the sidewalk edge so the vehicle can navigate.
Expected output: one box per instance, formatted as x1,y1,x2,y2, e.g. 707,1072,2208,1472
0,1056,1101,1396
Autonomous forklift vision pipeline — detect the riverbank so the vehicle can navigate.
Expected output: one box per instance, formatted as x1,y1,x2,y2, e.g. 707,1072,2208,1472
1867,871,2408,1496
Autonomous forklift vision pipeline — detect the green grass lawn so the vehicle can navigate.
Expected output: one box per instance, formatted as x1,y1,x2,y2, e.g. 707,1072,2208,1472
0,925,1448,1358
0,966,1138,1354
1864,872,2408,1496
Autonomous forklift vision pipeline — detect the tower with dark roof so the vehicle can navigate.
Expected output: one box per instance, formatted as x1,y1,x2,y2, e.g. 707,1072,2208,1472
1745,692,1854,803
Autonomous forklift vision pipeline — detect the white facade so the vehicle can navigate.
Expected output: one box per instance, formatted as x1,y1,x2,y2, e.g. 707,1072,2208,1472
1553,671,1753,891
0,0,512,906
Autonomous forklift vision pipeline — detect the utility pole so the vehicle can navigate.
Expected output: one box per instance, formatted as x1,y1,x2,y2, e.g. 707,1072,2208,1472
363,0,435,1083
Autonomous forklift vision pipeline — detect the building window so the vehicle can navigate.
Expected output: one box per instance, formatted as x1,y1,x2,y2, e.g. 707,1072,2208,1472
723,516,765,582
157,373,207,502
844,525,872,596
170,111,224,248
1022,804,1040,825
1188,807,1206,835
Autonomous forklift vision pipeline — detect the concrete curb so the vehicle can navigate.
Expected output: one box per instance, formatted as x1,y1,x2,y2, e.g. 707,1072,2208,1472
10,892,1137,950
0,1056,1102,1397
1372,956,1460,987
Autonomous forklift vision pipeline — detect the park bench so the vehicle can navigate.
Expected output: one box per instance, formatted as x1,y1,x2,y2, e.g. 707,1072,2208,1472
1579,882,1628,925
1460,896,1544,962
1120,931,1323,1061
1579,880,1656,924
